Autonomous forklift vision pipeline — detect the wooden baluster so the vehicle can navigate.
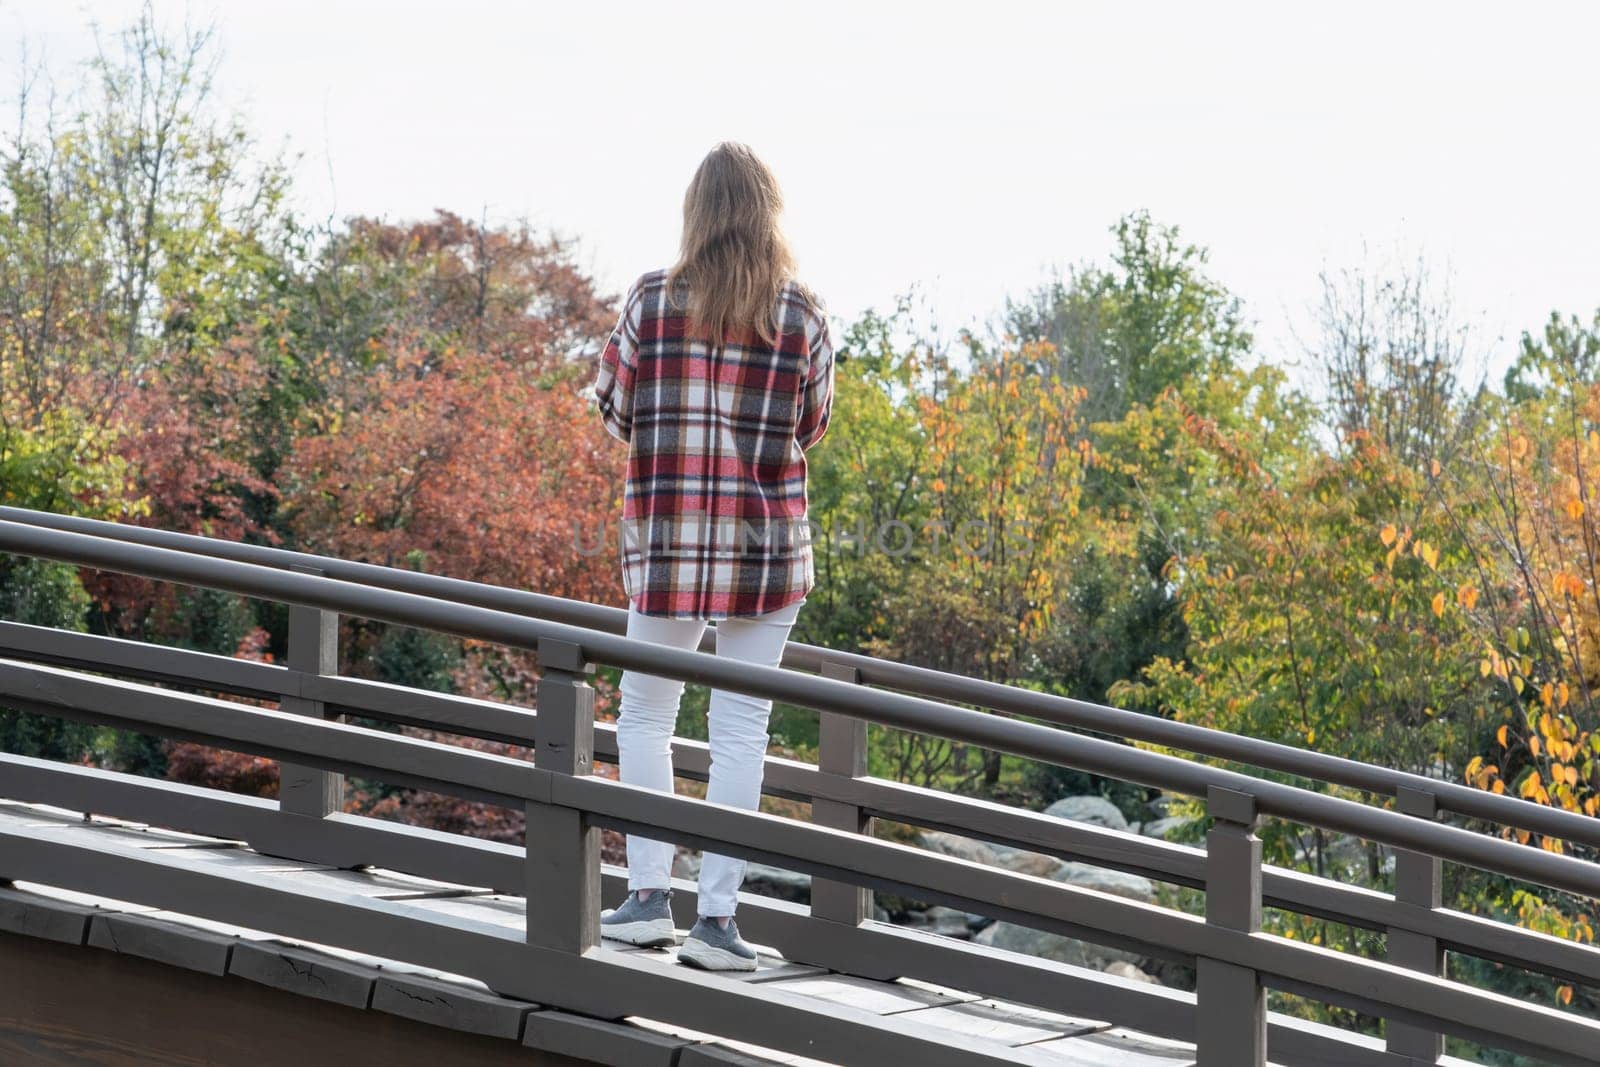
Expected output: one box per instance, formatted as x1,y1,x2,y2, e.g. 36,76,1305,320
526,637,600,955
811,661,871,926
278,564,342,819
1387,785,1444,1062
1196,785,1266,1067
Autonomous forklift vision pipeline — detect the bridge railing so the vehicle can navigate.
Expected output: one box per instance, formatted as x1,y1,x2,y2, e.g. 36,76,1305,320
6,505,1597,854
0,513,1595,1066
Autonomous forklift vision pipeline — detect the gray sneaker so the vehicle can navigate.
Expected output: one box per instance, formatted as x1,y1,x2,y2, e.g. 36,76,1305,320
677,916,759,972
600,889,676,948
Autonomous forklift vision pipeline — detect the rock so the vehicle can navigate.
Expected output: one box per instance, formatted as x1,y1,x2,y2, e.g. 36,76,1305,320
917,830,998,866
671,850,701,880
1042,795,1130,834
904,906,972,939
742,862,811,902
994,850,1062,879
672,851,811,903
973,921,1142,970
1104,961,1162,985
1141,816,1193,840
1052,862,1155,903
965,912,994,933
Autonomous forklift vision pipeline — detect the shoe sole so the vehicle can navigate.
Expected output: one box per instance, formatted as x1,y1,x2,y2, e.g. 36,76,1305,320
600,917,677,948
677,937,759,972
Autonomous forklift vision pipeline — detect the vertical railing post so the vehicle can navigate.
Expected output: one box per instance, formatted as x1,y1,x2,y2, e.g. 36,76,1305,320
1196,785,1266,1067
526,637,599,955
810,661,871,926
278,565,342,819
1387,785,1444,1062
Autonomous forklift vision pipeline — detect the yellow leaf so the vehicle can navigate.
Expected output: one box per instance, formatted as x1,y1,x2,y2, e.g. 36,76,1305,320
1566,765,1579,787
1457,583,1480,610
1379,524,1397,547
1568,497,1586,521
1431,592,1446,618
1481,659,1493,678
1560,985,1574,1006
1497,724,1509,748
1430,458,1442,477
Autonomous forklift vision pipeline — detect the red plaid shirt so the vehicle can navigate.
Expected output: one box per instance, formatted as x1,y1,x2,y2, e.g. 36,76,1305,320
593,269,836,619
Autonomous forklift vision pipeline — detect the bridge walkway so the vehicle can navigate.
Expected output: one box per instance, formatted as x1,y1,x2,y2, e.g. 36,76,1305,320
0,799,1201,1067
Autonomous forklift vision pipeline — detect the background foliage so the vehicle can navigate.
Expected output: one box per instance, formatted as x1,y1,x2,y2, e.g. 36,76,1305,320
2,12,1597,1058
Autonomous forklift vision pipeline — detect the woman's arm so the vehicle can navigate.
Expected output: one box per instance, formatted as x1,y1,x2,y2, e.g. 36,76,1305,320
797,309,836,452
594,278,643,444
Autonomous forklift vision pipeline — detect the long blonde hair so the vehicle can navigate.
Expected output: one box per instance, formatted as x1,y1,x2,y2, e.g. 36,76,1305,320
666,142,813,354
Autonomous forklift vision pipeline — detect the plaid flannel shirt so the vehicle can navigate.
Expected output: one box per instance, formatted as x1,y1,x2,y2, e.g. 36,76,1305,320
593,269,835,619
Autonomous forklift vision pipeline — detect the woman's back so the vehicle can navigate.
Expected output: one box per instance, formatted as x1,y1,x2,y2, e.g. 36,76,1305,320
594,268,835,619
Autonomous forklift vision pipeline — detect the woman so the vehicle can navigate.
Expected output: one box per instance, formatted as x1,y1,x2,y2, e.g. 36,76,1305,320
590,142,836,971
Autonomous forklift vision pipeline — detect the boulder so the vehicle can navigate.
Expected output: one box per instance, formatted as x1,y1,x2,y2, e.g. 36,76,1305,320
1042,795,1130,833
1141,816,1193,841
1103,961,1162,985
1053,861,1155,903
973,920,1141,970
672,852,812,903
903,905,972,939
671,850,701,880
742,862,811,902
917,830,998,866
993,850,1062,879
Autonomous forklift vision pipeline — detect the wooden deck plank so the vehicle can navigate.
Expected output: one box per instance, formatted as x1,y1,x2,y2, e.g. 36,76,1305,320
373,971,539,1038
262,865,491,900
403,892,525,931
0,884,96,944
3,798,1209,1067
87,911,236,975
628,1018,839,1067
764,973,970,1015
523,1009,696,1067
230,940,379,1009
46,820,247,849
1022,1027,1197,1064
909,998,1109,1046
6,878,160,915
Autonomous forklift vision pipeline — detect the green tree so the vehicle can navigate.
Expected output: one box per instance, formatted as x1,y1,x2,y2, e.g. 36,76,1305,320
0,556,96,761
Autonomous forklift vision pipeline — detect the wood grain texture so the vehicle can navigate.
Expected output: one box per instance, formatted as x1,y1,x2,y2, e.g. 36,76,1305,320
0,930,586,1067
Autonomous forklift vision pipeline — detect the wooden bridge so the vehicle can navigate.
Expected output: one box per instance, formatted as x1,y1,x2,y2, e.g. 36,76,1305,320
0,506,1597,1066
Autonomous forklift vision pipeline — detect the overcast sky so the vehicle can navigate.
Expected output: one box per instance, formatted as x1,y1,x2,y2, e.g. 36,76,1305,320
4,1,1598,381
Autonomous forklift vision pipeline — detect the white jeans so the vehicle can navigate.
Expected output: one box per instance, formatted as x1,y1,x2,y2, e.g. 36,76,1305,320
616,598,802,917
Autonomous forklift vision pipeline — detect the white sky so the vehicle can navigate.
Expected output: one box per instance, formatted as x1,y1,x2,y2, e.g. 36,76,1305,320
4,0,1599,381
